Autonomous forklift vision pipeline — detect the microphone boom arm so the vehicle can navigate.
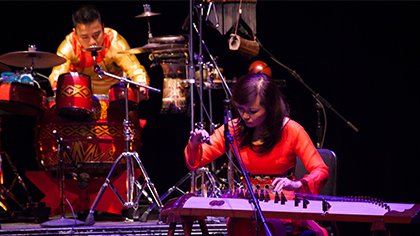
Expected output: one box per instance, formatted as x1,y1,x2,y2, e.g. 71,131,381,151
94,64,161,93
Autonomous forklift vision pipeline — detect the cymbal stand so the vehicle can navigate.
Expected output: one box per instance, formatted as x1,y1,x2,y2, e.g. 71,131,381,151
143,4,154,40
191,8,238,193
186,0,224,197
0,116,34,219
84,55,162,226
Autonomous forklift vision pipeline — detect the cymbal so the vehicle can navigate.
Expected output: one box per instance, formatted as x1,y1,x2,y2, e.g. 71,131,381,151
0,51,66,69
135,11,160,18
149,35,186,44
119,43,188,55
0,62,11,73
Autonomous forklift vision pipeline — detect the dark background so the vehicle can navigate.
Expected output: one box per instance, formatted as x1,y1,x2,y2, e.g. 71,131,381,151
0,1,419,235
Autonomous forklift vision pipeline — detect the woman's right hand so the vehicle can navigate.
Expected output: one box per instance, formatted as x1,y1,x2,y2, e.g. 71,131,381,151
189,128,210,147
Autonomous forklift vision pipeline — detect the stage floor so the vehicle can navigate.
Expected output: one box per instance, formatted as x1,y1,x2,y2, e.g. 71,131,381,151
0,218,228,235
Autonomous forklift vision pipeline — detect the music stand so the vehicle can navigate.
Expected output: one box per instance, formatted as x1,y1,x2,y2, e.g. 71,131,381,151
84,48,162,226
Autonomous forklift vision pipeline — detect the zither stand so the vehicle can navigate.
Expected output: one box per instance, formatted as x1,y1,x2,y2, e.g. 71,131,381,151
84,49,162,225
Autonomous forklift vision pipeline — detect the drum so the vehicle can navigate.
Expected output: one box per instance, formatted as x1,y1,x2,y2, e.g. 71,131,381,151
37,94,142,176
108,82,140,122
150,36,189,114
0,72,47,116
56,72,92,119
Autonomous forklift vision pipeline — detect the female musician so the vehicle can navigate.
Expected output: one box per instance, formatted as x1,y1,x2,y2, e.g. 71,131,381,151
185,72,329,236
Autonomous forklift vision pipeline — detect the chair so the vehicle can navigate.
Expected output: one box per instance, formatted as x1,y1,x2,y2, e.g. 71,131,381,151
295,148,339,236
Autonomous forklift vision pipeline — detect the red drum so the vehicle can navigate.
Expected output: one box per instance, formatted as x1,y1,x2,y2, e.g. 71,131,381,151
0,72,47,116
108,82,140,122
37,94,142,176
56,72,92,119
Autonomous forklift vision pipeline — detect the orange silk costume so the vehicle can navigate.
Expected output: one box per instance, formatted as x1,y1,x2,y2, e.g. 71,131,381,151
185,118,328,195
184,117,329,235
48,27,149,95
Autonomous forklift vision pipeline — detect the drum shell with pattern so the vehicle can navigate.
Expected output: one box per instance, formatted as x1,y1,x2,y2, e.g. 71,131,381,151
37,94,142,176
56,72,93,119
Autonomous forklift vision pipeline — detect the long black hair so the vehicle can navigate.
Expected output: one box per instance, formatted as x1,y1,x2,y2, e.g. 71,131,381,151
231,73,289,153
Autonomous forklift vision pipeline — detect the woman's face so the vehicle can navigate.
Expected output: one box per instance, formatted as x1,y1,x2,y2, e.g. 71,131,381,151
234,95,266,128
74,19,104,49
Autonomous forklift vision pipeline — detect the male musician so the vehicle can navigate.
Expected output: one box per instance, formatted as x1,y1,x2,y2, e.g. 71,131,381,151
48,4,150,97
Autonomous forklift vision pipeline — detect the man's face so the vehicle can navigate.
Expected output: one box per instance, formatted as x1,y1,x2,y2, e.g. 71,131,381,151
74,19,104,49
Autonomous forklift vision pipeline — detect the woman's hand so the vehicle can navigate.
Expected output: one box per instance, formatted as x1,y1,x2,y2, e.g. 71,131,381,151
271,177,302,192
189,128,210,146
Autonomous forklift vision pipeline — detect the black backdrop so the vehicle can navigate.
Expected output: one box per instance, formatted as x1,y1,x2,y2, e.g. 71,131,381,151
0,1,419,235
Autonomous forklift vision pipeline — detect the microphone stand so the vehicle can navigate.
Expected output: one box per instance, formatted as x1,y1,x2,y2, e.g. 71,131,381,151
315,102,323,148
215,54,271,234
90,50,160,93
222,100,273,236
84,49,162,226
191,22,241,191
41,131,84,227
258,40,359,133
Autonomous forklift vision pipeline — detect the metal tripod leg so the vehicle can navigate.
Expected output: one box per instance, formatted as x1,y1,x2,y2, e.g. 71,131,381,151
0,184,15,219
140,166,223,222
0,151,33,218
84,151,162,226
139,171,192,222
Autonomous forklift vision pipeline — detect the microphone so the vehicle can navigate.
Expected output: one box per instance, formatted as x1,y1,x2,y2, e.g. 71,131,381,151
83,45,103,53
84,45,104,78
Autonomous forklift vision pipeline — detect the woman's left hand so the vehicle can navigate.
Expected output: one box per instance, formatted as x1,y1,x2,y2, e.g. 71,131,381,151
271,177,302,192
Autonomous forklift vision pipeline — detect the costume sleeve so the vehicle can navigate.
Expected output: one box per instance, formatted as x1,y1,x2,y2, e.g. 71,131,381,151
184,124,227,171
291,122,329,194
48,37,74,91
110,33,149,86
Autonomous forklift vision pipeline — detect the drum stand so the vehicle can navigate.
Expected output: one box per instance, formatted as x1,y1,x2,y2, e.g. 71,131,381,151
84,55,162,226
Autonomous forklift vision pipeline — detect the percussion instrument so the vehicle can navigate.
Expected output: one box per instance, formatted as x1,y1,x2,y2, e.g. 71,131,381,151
119,43,188,55
37,94,142,176
0,72,47,116
108,82,140,123
146,35,189,114
135,4,160,18
0,63,11,73
56,72,93,120
0,49,66,69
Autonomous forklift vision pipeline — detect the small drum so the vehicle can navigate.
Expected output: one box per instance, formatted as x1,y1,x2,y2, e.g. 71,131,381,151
38,94,142,176
56,72,93,119
108,82,140,121
0,72,47,116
